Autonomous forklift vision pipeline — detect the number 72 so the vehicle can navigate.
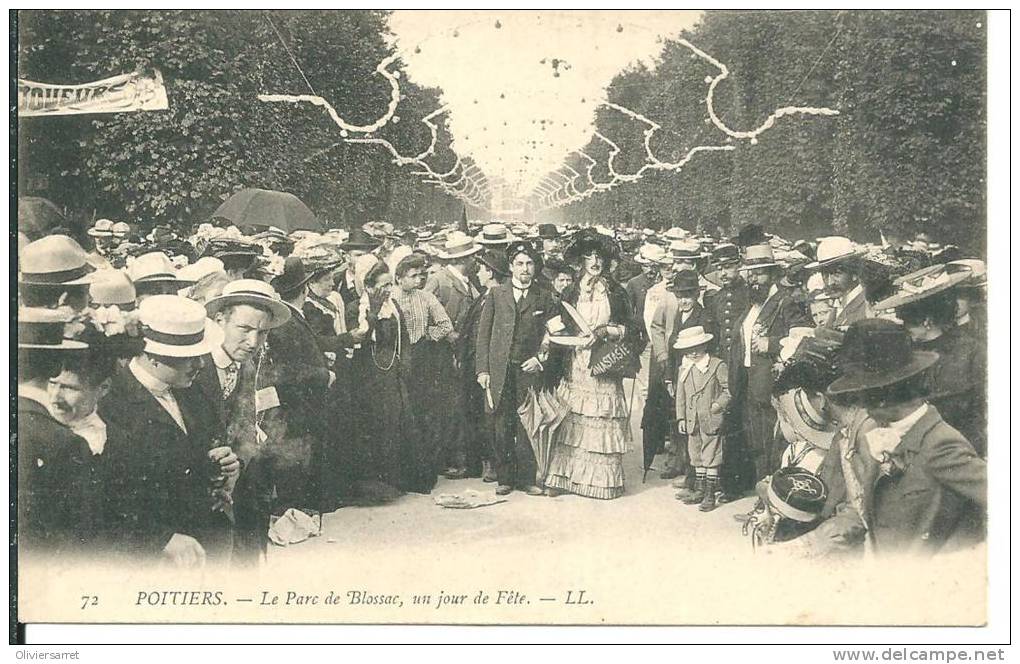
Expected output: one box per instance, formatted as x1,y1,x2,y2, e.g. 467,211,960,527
80,595,98,610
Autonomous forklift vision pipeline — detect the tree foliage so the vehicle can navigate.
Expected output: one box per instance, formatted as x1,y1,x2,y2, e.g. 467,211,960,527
550,10,985,251
17,10,470,232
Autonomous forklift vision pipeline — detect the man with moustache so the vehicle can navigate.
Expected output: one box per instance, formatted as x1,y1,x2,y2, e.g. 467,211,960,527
199,280,292,563
100,295,240,567
804,236,871,330
475,241,557,496
728,245,811,486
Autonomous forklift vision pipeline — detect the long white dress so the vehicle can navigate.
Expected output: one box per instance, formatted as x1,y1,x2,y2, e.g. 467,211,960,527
544,280,632,499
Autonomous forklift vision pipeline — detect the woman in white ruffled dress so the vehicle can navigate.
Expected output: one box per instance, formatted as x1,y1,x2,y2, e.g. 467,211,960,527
544,229,644,499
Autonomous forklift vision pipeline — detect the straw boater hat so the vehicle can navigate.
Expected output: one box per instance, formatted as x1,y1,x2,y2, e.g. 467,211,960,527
804,236,862,271
826,318,939,396
87,218,115,238
129,251,193,286
872,263,970,311
436,231,482,260
669,240,702,263
137,295,213,358
89,269,137,309
476,223,517,246
205,279,291,328
737,244,779,272
633,243,671,266
111,221,131,239
18,307,88,350
19,235,93,286
672,325,714,350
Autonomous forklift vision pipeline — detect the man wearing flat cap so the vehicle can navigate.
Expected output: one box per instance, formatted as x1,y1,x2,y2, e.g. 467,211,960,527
475,241,557,495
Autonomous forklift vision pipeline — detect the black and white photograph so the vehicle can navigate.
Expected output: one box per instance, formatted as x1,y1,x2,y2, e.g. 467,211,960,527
10,6,1009,645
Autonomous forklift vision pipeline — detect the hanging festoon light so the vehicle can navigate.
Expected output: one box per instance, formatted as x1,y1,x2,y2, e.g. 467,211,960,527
528,29,840,213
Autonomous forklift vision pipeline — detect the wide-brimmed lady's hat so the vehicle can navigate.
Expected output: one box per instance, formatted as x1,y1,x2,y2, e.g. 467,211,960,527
668,269,700,295
339,228,382,252
737,244,779,271
946,259,987,289
89,269,137,310
827,318,939,396
476,223,517,245
633,243,671,266
18,307,89,350
476,249,510,277
205,278,291,328
19,235,93,286
87,218,115,238
271,256,314,297
873,263,971,311
805,236,863,271
672,325,714,350
137,294,212,358
563,227,620,264
437,231,482,260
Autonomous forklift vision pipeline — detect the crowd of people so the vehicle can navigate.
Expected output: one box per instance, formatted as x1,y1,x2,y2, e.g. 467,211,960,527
16,211,988,567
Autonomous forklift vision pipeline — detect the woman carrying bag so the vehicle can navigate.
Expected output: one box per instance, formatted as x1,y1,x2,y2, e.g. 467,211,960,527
544,229,646,500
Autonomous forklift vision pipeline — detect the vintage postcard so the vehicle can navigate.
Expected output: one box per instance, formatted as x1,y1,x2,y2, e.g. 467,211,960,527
12,8,997,634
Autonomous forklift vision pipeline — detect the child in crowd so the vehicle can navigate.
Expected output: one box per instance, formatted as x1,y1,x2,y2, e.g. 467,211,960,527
673,326,730,511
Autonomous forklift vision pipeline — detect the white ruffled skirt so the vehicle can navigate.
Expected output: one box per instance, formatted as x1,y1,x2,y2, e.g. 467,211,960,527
544,348,632,499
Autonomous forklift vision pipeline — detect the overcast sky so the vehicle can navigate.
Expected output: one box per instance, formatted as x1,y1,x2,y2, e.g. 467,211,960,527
388,10,702,205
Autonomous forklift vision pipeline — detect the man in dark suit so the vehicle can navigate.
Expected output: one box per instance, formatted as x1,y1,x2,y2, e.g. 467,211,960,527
424,232,482,478
337,230,382,330
17,309,96,556
729,245,811,485
199,279,292,563
827,319,986,555
475,241,558,496
269,258,333,513
100,295,239,568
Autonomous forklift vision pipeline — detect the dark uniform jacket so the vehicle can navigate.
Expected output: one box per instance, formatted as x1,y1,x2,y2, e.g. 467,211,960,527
17,395,98,554
99,367,232,558
703,279,749,360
